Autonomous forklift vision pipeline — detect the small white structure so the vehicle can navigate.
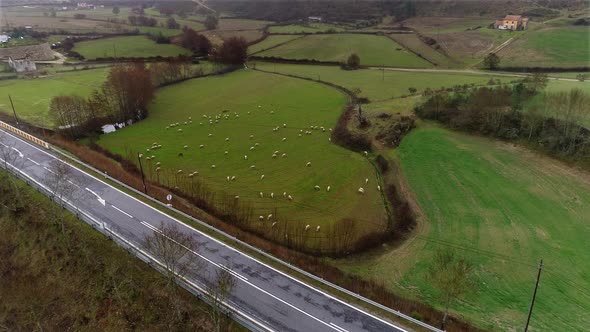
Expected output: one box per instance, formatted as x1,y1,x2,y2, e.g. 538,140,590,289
8,56,36,73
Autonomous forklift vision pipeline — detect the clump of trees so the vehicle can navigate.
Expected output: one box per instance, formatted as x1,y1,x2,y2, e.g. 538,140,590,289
483,52,500,69
166,17,180,29
51,62,155,139
180,28,212,55
128,15,158,27
344,53,361,70
415,83,590,162
210,37,248,65
205,15,219,30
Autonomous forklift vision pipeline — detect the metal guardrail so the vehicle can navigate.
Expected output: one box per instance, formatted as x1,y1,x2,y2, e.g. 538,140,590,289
50,147,444,332
2,163,268,332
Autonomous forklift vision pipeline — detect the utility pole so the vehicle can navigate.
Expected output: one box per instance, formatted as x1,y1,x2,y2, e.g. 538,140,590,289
137,153,148,194
524,260,543,332
8,95,20,129
382,64,384,81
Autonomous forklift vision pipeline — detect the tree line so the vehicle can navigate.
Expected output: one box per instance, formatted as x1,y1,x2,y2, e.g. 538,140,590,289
415,77,590,164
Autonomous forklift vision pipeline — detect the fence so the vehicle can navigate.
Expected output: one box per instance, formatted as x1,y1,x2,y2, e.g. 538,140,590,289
0,120,49,149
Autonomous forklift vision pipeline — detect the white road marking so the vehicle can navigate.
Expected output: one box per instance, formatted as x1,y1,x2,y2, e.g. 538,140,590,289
68,180,80,188
139,220,341,331
330,322,349,332
26,158,40,166
85,187,105,206
0,127,408,332
43,166,55,174
111,205,133,218
11,147,23,158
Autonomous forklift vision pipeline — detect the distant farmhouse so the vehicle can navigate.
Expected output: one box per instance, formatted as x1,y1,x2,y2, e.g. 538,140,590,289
308,16,323,23
494,15,529,30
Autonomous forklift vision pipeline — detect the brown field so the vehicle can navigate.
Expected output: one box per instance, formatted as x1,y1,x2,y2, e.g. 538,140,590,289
202,29,264,45
388,33,456,67
0,16,127,33
401,16,494,33
217,18,272,31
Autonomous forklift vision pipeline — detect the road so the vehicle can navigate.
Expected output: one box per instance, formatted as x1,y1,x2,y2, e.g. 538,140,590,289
0,126,409,332
367,66,587,83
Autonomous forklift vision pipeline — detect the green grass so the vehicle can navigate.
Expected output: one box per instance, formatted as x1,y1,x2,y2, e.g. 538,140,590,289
0,68,109,127
498,27,590,68
268,23,347,34
96,70,388,248
253,62,515,101
135,26,183,37
248,35,303,54
257,34,433,68
336,124,590,331
72,35,190,59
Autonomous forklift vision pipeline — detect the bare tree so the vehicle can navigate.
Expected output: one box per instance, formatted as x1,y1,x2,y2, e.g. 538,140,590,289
143,222,203,318
45,159,79,234
427,250,475,330
205,263,236,332
0,138,26,213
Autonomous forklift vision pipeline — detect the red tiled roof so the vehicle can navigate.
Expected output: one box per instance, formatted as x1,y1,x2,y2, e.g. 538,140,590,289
504,15,522,21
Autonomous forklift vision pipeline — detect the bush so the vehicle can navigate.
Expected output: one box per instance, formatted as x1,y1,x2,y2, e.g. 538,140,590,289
346,53,361,69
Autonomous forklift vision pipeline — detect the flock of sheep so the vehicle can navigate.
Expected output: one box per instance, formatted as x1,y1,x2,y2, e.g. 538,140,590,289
142,106,381,231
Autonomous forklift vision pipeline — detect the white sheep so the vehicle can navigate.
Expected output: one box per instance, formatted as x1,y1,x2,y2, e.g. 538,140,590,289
178,128,183,132
267,214,272,220
328,138,332,142
211,165,216,168
259,192,264,198
235,196,239,199
231,176,236,181
226,176,230,181
306,162,312,167
314,185,321,191
249,135,254,139
282,137,287,141
272,153,277,158
177,170,183,174
258,105,261,108
188,173,194,178
151,155,155,159
208,133,213,137
250,146,255,150
283,123,287,128
156,162,161,166
259,215,264,221
225,137,230,141
364,151,368,157
225,151,229,155
281,153,287,158
189,116,192,120
298,134,302,137
271,222,277,228
250,165,256,169
358,187,365,194
254,142,260,146
146,148,151,152
283,192,287,197
244,155,248,160
156,167,161,172
260,174,265,180
288,195,293,201
316,226,321,232
184,145,189,150
377,185,381,192
365,178,369,184
270,192,274,198
184,121,187,125
200,144,204,149
305,225,310,231
327,186,331,192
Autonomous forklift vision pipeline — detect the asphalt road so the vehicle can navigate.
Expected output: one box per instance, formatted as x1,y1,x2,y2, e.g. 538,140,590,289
0,127,408,332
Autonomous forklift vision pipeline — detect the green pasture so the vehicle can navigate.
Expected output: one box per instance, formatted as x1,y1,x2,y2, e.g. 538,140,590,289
268,23,347,34
388,33,455,67
253,62,515,101
249,35,303,54
257,34,433,68
72,36,190,59
97,70,388,245
135,26,182,37
0,68,109,127
498,27,590,68
336,124,590,331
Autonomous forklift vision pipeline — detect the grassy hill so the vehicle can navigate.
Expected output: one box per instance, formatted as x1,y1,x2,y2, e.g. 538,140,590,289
336,124,590,331
72,36,191,60
256,34,433,68
97,69,388,253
